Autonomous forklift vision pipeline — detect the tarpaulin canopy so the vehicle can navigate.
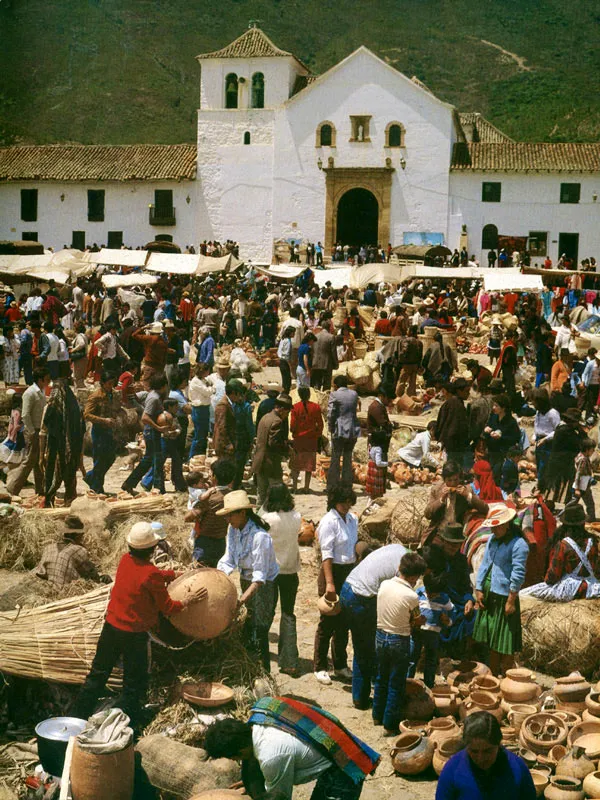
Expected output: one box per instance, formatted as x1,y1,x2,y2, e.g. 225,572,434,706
399,264,483,281
89,249,149,267
102,272,158,288
146,252,239,275
350,263,403,289
483,269,543,293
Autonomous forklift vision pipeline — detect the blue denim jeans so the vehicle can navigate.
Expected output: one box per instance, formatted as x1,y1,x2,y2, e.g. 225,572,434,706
408,628,441,688
193,535,226,567
372,629,411,731
123,428,165,493
188,405,210,459
86,425,117,494
340,582,377,707
143,436,186,492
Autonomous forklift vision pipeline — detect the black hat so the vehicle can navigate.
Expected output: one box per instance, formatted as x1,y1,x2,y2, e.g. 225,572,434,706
275,393,293,409
562,408,581,424
64,515,84,537
562,502,586,527
440,523,465,543
452,377,471,392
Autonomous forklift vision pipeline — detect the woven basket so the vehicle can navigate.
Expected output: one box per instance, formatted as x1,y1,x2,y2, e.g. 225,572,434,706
354,340,368,360
389,491,430,545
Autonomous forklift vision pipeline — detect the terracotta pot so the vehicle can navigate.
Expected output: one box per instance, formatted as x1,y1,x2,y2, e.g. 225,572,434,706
530,770,549,798
583,771,600,798
556,700,587,714
168,569,238,640
501,726,518,746
548,745,568,765
582,709,599,723
402,679,435,721
501,668,542,704
567,720,600,759
427,718,461,748
460,691,503,723
447,661,491,694
544,776,584,800
470,675,501,696
555,746,596,782
432,737,463,776
390,733,434,776
399,720,429,736
518,748,538,768
508,704,539,733
431,686,461,718
585,692,600,718
553,711,581,731
535,765,553,778
554,672,591,705
520,713,568,755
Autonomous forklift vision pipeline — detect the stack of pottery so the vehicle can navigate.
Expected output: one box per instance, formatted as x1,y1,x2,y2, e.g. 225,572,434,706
390,733,434,776
544,776,584,800
427,718,461,748
519,713,569,756
553,673,591,714
460,691,503,723
555,746,595,782
500,668,542,714
566,720,600,759
432,738,463,776
431,685,462,718
447,661,491,698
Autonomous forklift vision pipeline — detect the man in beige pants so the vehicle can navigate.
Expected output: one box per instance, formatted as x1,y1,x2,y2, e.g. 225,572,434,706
7,367,50,496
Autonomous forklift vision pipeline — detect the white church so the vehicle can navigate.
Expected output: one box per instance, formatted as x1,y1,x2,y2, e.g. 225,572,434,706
1,24,600,265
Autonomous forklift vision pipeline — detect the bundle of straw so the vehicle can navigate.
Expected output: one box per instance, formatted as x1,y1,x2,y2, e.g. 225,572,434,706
35,493,175,522
0,585,121,687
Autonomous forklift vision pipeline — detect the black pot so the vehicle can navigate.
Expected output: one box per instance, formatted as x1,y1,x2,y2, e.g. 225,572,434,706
35,717,87,777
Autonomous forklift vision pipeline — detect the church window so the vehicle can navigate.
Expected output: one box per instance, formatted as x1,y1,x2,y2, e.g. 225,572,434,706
21,231,38,241
87,189,105,221
481,223,498,249
244,131,251,145
349,115,371,142
560,183,580,204
225,73,239,109
386,122,405,148
21,189,38,221
482,182,501,203
316,121,336,147
251,73,264,108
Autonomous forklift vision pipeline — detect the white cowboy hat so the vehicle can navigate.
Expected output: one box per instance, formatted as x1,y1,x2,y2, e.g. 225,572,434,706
126,521,166,549
484,505,517,528
149,321,163,334
215,490,254,517
163,319,175,329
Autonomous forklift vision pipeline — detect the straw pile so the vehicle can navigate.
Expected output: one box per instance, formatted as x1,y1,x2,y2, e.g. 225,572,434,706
0,510,59,570
0,584,121,687
520,596,600,676
0,574,99,612
37,492,176,523
389,488,430,545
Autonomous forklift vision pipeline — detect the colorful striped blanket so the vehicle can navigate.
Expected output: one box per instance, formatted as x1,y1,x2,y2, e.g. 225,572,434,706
248,696,380,784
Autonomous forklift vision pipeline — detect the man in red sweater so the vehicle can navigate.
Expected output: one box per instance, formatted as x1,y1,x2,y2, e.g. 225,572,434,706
72,522,206,727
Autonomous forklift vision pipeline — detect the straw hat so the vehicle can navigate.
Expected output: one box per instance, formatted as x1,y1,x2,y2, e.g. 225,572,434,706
163,319,175,329
126,521,165,549
317,593,341,616
485,506,517,527
215,490,254,517
266,381,281,395
215,360,230,371
149,321,163,334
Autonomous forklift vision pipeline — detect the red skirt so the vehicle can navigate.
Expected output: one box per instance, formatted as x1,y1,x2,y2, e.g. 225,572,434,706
290,446,317,473
366,460,387,498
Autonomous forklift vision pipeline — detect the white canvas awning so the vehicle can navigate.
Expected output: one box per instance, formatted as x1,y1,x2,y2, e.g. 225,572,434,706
102,272,158,288
399,264,484,281
89,249,149,267
483,269,543,293
313,267,352,289
350,263,404,289
146,252,240,275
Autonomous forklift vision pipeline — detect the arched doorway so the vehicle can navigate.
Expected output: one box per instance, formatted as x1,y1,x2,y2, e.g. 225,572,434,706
336,188,379,246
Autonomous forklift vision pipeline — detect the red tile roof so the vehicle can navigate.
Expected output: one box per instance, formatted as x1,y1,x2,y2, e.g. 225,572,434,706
458,113,514,144
0,144,197,182
196,27,293,60
451,142,600,172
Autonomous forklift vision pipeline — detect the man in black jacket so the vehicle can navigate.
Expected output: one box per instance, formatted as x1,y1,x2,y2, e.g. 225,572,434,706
435,378,471,469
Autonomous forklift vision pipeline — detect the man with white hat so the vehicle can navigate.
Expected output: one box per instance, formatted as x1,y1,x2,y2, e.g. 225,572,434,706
72,521,207,727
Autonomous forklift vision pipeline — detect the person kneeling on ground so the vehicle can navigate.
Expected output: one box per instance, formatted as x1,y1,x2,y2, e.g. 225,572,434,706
204,695,380,800
36,515,109,588
71,521,207,728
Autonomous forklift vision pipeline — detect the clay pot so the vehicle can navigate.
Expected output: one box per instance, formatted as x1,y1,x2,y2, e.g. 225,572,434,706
530,770,549,798
431,686,461,718
399,720,429,736
585,692,600,718
447,661,491,695
548,745,568,765
582,709,599,723
501,668,542,704
508,704,539,733
553,711,581,731
501,726,519,746
432,737,463,776
460,691,503,723
390,733,434,775
520,713,568,755
167,569,238,640
554,673,591,705
583,771,600,799
402,679,435,721
427,718,461,748
470,675,501,696
317,594,341,616
567,720,600,759
544,776,584,800
555,746,596,782
518,748,538,768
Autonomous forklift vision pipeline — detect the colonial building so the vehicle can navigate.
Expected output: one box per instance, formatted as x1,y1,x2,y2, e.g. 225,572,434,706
1,25,599,264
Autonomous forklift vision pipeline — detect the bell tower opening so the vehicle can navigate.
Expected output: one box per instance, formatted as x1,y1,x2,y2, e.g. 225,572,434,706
336,188,379,246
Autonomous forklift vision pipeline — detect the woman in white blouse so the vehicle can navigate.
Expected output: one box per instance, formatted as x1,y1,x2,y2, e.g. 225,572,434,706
533,389,560,491
259,483,302,676
313,486,358,686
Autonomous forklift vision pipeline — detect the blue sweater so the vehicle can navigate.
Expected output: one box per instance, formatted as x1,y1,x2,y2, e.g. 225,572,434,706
436,748,535,800
475,531,529,596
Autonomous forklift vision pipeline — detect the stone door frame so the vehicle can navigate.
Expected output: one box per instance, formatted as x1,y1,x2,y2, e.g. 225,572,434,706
323,166,395,255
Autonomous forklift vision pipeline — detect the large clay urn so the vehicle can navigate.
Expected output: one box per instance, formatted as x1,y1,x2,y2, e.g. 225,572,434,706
432,737,463,776
501,669,542,704
544,776,584,800
585,692,600,718
582,771,600,799
553,673,591,706
390,733,434,776
431,685,461,718
555,746,595,782
167,569,238,640
427,718,461,748
460,691,503,723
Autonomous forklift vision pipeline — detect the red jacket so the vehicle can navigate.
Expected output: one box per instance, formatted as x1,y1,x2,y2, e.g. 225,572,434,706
106,553,183,633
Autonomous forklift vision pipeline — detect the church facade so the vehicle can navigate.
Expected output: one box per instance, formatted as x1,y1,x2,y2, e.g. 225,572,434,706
1,26,600,264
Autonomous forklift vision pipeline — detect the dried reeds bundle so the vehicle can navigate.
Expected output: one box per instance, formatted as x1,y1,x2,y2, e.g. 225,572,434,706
0,574,99,612
389,489,430,545
0,511,60,570
520,595,600,676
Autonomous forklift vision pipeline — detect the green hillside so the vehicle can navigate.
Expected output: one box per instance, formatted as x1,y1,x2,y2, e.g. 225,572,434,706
2,0,600,145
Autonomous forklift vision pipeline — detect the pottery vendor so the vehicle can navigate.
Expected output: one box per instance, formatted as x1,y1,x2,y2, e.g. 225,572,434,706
436,711,536,800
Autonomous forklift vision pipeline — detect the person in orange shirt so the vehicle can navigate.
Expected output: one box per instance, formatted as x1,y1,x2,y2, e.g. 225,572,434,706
550,349,571,393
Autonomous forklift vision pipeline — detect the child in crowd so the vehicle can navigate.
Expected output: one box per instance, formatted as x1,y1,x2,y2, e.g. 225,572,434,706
184,458,236,566
408,570,453,688
573,437,596,522
501,445,522,497
487,318,503,365
0,393,25,473
366,429,389,502
186,471,207,510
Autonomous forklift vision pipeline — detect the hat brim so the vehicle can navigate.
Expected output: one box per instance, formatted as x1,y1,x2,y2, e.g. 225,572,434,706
126,532,163,548
215,502,254,517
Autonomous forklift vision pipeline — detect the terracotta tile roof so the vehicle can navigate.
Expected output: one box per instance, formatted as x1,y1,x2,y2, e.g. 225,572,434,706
0,144,197,182
291,74,319,96
196,27,293,60
451,142,600,172
458,112,513,143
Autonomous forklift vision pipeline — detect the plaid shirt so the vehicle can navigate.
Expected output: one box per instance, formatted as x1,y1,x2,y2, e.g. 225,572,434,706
545,537,600,598
36,541,100,587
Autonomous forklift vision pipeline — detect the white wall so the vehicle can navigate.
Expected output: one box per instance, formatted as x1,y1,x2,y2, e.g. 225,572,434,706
449,173,600,262
0,180,198,250
200,57,302,111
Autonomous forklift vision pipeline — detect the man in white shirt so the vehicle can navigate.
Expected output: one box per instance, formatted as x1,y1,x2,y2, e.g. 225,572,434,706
397,421,439,468
188,362,215,460
373,551,426,735
7,367,50,496
25,288,44,317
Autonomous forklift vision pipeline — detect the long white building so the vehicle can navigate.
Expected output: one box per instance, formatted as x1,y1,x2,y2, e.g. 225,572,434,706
1,25,599,265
